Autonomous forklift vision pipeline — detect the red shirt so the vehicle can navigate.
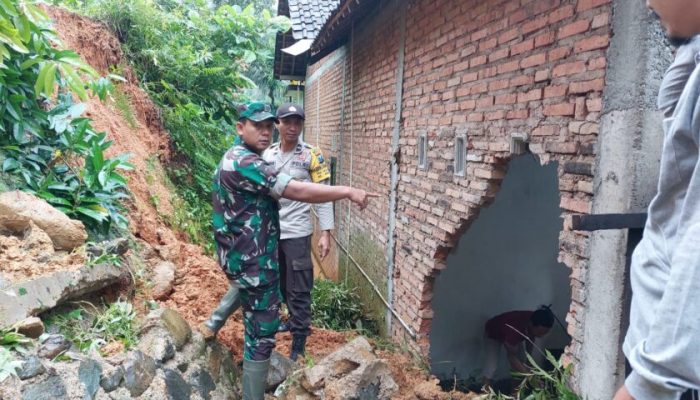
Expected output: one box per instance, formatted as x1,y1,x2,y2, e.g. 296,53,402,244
485,311,534,346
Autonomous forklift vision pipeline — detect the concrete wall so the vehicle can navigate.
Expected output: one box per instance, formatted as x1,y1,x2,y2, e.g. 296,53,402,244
430,155,571,380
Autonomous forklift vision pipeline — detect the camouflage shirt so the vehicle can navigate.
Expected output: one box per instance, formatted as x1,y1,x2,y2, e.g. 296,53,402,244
212,141,292,288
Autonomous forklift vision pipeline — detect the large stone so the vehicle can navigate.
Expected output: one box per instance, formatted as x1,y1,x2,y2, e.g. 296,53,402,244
152,261,176,300
160,309,191,350
21,375,67,400
123,350,157,397
188,365,216,400
17,356,47,380
0,191,87,250
0,210,30,234
0,263,125,329
285,337,398,400
79,359,103,400
163,368,192,400
100,365,125,393
37,334,71,359
267,351,294,390
16,317,45,339
140,331,176,364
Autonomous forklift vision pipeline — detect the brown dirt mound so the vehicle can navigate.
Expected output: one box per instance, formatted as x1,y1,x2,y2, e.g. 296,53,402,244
47,6,445,398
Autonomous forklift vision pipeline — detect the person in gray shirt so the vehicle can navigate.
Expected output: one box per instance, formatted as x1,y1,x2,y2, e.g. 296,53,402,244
614,1,700,399
262,103,334,361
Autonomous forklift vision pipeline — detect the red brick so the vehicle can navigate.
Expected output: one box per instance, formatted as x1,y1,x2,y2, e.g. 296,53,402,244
547,141,580,154
495,93,517,105
553,61,586,77
511,39,534,55
497,60,520,74
592,13,610,29
471,28,489,41
576,0,611,12
522,16,549,34
498,28,519,44
574,35,610,52
456,87,471,97
485,110,506,120
460,99,476,110
488,79,510,91
558,19,591,39
518,88,543,103
470,81,488,94
534,31,556,48
521,53,546,69
544,102,575,116
461,71,479,83
509,8,528,25
569,78,605,94
535,69,550,82
549,4,575,24
560,196,591,213
470,55,487,67
467,112,484,122
544,84,568,98
510,74,534,87
549,46,572,61
588,56,607,70
507,109,529,119
476,96,494,108
532,125,559,136
489,47,510,62
479,37,498,51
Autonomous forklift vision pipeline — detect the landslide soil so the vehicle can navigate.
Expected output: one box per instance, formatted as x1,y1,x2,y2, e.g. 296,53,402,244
46,7,460,398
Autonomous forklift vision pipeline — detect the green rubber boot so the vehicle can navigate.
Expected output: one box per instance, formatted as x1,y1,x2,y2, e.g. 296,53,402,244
242,358,270,400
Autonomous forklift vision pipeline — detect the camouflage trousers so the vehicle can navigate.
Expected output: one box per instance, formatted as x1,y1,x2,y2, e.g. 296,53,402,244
232,279,282,361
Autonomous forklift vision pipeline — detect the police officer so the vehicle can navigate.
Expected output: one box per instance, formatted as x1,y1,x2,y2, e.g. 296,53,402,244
202,102,375,400
262,103,333,361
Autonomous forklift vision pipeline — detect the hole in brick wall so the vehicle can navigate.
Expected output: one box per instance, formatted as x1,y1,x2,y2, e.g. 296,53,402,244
428,154,571,395
418,132,428,170
454,135,466,177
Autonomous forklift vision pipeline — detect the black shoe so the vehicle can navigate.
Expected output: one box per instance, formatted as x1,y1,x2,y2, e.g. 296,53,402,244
277,321,290,332
290,334,307,361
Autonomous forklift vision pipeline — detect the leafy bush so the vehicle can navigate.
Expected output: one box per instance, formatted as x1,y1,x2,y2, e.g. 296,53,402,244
45,300,138,354
311,279,379,335
0,327,32,383
0,0,131,232
62,0,290,246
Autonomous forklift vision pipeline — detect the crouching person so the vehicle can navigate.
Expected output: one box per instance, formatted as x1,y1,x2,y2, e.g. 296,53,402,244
201,102,376,400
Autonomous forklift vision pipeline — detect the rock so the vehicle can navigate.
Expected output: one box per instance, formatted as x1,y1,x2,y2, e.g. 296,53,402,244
37,334,71,359
21,375,67,400
160,309,191,349
152,261,176,300
267,351,294,390
0,191,87,251
123,350,157,397
17,356,47,380
79,359,102,400
291,337,398,400
86,238,129,257
0,274,10,290
0,211,30,234
138,327,176,363
100,365,125,393
188,366,216,400
163,368,192,400
0,262,125,329
16,317,45,339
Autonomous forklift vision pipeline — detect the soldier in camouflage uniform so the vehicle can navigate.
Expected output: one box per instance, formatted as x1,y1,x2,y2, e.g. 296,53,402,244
200,102,375,400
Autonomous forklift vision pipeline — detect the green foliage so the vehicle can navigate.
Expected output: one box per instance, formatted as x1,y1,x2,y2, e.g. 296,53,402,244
0,327,32,383
311,279,379,336
111,85,137,129
45,300,138,354
60,0,290,246
0,0,131,232
482,351,580,400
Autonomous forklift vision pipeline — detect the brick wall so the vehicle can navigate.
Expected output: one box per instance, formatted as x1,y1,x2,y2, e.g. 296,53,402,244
304,0,612,378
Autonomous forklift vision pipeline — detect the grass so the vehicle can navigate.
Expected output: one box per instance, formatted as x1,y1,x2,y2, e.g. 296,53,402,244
311,279,379,336
0,326,33,382
112,85,138,129
44,300,138,356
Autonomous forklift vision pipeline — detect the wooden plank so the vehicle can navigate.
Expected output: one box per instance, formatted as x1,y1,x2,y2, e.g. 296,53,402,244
571,213,647,231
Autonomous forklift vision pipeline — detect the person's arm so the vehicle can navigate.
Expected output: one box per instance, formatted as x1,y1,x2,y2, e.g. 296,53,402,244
504,342,528,374
314,179,335,260
282,180,376,209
